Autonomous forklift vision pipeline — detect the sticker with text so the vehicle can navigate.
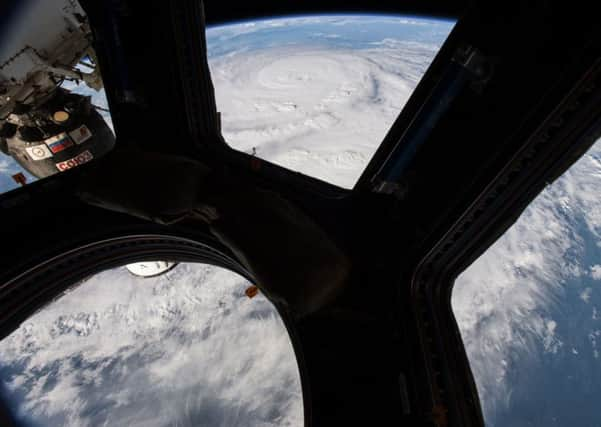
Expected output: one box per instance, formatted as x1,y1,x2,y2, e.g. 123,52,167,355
55,150,94,171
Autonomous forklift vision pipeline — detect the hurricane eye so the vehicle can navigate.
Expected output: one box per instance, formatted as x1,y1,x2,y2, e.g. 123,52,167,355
207,15,455,189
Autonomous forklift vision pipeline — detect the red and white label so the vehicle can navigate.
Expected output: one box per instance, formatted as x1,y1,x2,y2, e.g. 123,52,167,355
55,150,94,172
69,125,93,145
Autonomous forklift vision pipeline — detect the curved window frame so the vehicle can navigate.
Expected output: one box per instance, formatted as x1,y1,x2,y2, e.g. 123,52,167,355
0,234,309,427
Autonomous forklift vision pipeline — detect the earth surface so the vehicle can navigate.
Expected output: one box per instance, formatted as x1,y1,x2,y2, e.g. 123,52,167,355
0,14,600,427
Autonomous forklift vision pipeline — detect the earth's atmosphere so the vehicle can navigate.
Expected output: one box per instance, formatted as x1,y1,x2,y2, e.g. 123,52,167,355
1,14,600,427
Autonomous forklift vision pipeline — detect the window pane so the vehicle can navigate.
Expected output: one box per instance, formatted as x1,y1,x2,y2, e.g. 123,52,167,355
0,0,114,196
452,139,601,425
0,263,303,426
208,15,454,189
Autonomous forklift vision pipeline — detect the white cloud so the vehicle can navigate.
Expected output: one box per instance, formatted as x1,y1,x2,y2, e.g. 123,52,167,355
0,158,11,174
0,264,303,426
453,138,601,423
210,42,436,188
0,157,25,193
3,13,599,427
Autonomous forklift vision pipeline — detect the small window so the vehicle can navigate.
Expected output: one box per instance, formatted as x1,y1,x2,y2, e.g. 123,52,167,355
0,0,114,196
0,263,303,426
207,15,455,189
452,139,601,425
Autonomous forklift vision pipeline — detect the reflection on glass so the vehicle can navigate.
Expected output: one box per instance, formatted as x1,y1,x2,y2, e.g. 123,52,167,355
0,0,114,195
0,263,303,426
452,139,601,426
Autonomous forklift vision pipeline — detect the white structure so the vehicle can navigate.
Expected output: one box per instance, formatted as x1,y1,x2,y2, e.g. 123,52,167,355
1,0,102,122
126,262,178,278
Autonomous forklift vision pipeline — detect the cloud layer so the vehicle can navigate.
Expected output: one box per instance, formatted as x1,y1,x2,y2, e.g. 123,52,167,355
208,16,450,188
4,14,600,427
453,140,601,425
0,264,303,427
0,16,452,425
212,43,437,188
